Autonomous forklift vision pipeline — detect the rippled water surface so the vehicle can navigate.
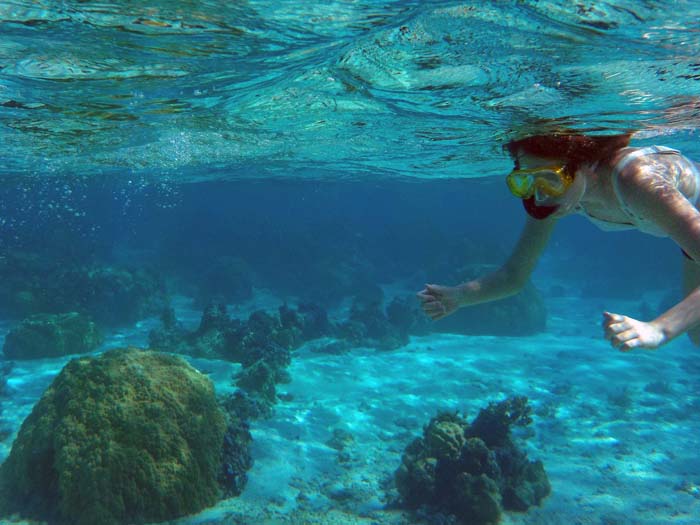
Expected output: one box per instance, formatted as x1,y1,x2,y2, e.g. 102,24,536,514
2,0,700,181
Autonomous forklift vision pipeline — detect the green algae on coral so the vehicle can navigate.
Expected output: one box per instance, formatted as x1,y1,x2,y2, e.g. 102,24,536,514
2,312,103,360
0,347,226,525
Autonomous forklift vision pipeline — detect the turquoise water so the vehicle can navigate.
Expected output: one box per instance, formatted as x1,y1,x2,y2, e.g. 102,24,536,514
1,1,700,524
2,0,700,180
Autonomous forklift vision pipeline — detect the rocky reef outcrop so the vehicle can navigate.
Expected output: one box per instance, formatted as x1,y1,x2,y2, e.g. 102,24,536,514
0,348,236,525
395,396,550,524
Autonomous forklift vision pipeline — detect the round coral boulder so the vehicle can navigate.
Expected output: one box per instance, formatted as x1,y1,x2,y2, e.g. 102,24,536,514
0,347,226,525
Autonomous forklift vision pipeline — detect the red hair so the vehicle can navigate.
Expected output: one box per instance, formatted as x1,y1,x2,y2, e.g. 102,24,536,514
505,133,632,175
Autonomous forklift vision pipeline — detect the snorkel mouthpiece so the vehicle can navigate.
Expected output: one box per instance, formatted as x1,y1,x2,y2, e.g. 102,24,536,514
523,196,559,219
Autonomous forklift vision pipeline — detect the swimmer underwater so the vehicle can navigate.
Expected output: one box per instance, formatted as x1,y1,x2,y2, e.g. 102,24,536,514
417,133,700,351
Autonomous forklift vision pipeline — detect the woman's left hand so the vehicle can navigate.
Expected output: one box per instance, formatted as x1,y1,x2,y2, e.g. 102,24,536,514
602,311,666,351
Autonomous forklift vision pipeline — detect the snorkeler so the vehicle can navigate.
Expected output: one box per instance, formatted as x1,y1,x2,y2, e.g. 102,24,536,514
417,133,700,351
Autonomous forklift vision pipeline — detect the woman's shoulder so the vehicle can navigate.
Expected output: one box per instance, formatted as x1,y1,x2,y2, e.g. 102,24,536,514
612,145,683,176
613,145,700,208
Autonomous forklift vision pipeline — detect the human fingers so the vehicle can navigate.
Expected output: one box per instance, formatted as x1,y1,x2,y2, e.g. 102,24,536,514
420,299,446,318
425,284,447,297
418,284,439,297
602,312,628,333
608,327,639,352
603,317,630,339
421,299,441,309
602,311,625,325
422,301,446,316
617,337,641,352
418,287,441,300
428,304,450,320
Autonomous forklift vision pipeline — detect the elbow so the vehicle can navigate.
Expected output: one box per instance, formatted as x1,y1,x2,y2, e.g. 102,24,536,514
499,267,529,296
504,262,530,288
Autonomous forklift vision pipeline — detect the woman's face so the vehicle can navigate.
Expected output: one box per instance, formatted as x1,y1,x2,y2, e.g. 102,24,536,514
515,153,585,218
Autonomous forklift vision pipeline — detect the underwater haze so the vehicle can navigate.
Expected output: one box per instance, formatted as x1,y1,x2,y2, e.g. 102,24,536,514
1,1,700,525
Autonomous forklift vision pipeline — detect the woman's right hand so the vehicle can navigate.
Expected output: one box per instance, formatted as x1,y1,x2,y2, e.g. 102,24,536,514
417,284,463,320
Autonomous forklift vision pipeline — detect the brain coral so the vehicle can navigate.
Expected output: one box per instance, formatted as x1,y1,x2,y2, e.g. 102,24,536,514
0,347,226,525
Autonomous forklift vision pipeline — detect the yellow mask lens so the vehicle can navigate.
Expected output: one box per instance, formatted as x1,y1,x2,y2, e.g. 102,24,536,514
506,165,571,199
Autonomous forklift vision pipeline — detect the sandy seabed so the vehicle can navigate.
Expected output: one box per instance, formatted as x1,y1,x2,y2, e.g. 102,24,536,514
1,290,698,525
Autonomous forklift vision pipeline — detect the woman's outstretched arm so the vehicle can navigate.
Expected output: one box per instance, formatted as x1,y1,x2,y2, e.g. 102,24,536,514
418,215,557,320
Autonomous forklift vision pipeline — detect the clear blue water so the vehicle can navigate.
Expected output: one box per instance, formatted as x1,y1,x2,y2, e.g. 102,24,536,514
2,1,700,524
2,0,700,180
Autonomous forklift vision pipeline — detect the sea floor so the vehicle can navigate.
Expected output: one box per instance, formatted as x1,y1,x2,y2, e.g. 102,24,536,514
0,288,699,525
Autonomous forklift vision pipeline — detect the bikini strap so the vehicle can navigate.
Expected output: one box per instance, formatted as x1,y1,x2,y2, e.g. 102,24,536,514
612,145,680,177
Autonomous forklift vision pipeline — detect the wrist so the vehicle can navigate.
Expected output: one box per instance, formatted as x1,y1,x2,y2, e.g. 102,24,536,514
457,281,478,307
649,318,672,347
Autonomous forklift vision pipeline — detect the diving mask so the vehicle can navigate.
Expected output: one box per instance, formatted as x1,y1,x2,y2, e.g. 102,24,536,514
506,165,573,199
